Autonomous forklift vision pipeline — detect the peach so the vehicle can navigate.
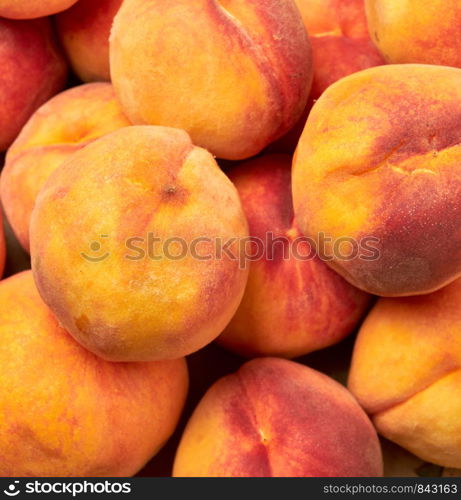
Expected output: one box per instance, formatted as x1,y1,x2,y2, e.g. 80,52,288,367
0,18,67,151
366,0,461,67
218,155,371,358
1,83,131,253
293,64,461,297
0,0,78,19
270,0,385,154
30,125,249,362
173,358,383,477
297,0,385,101
56,0,124,82
0,271,188,477
0,210,5,278
110,0,312,160
349,278,461,468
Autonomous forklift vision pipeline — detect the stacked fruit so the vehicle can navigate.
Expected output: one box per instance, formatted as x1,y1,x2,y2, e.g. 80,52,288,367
0,0,460,477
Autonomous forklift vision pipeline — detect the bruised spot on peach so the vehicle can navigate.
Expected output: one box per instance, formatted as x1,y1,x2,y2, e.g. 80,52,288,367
30,125,249,362
293,64,461,297
173,358,383,477
110,0,312,160
218,155,370,359
0,271,188,477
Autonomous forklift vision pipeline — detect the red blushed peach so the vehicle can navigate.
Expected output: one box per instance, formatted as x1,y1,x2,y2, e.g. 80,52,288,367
293,64,461,297
270,0,385,154
173,357,383,477
1,82,131,253
30,126,249,362
218,155,371,358
349,278,461,468
0,271,188,477
0,18,67,151
56,0,124,82
0,0,78,19
366,0,461,68
110,0,312,160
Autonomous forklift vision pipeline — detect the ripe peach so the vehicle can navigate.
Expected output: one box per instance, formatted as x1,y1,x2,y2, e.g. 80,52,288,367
293,64,461,297
0,210,6,278
0,18,67,151
349,278,461,468
366,0,461,67
110,0,312,160
173,358,383,477
30,126,249,362
219,155,371,358
270,0,384,154
0,271,188,477
56,0,123,82
1,83,130,253
297,0,385,101
0,0,78,18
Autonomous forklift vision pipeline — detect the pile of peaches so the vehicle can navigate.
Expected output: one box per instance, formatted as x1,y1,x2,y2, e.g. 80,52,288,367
1,0,461,478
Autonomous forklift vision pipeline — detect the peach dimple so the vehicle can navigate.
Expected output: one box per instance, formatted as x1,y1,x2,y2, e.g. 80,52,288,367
30,125,249,362
173,358,383,477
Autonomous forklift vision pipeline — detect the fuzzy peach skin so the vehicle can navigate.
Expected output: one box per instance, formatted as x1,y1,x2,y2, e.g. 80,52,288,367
0,271,188,477
269,0,384,154
296,0,385,101
0,18,67,151
173,358,383,477
348,278,461,468
1,83,130,253
0,210,5,278
56,0,124,82
0,0,78,19
293,64,461,297
366,0,461,67
218,155,371,358
110,0,312,160
30,125,249,362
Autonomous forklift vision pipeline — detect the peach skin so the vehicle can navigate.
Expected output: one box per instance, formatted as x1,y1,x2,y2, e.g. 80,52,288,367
0,210,5,279
366,0,461,68
173,357,383,477
110,0,312,160
0,271,188,477
0,18,67,151
293,64,461,297
1,82,131,253
349,278,461,468
218,155,371,358
270,0,385,154
0,0,78,19
56,0,124,82
30,126,249,362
